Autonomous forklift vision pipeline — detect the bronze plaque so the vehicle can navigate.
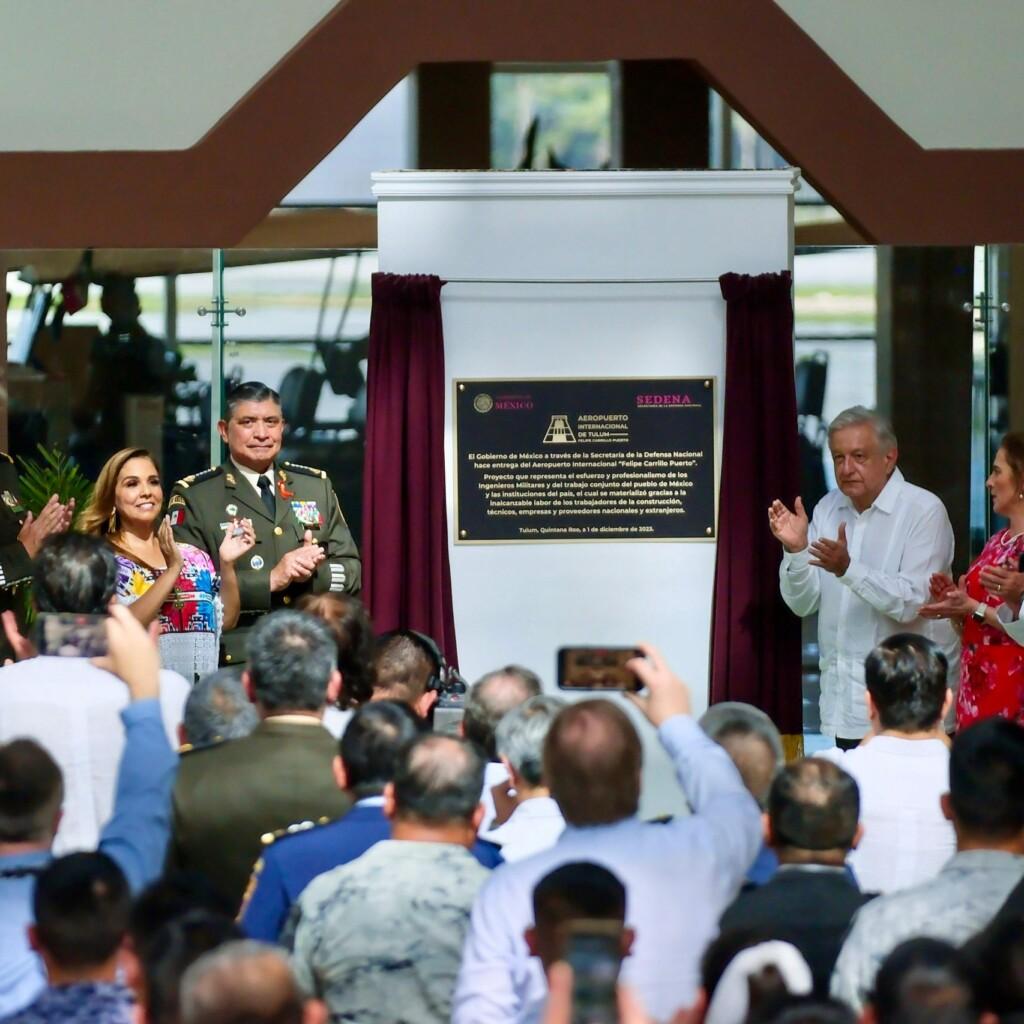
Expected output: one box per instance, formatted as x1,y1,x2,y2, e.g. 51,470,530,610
455,377,716,543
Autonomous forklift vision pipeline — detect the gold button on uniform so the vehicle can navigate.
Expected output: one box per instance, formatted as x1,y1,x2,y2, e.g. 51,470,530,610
225,654,232,662
274,526,283,536
283,596,291,606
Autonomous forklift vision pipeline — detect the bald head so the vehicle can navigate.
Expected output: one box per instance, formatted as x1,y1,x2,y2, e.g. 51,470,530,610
180,941,308,1024
392,734,485,826
464,666,542,760
544,701,642,827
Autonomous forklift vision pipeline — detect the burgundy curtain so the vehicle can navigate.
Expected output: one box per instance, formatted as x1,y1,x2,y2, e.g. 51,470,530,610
710,271,802,736
362,273,458,665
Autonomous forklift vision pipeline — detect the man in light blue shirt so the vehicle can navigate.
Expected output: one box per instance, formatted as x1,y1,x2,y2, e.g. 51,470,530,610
0,606,178,1017
452,644,762,1024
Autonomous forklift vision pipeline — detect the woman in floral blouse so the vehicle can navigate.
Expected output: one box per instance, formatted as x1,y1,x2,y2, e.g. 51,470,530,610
81,448,255,682
922,433,1024,727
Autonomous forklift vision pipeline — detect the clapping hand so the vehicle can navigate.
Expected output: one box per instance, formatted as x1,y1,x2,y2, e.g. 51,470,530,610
930,572,956,600
809,522,851,577
157,515,184,572
269,530,326,592
979,565,1024,611
219,518,256,565
768,497,809,553
921,574,975,620
18,494,74,558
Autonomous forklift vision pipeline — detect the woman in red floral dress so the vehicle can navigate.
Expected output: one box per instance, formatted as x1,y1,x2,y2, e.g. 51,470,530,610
921,433,1024,728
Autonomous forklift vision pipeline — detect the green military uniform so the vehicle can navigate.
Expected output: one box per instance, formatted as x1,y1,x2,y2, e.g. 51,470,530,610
168,459,361,666
0,454,34,660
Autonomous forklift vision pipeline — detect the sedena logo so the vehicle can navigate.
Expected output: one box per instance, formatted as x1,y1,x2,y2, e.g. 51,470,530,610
636,394,694,407
473,393,494,413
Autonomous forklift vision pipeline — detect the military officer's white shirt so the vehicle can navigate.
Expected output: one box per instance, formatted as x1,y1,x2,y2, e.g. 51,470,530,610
230,458,273,500
779,469,958,740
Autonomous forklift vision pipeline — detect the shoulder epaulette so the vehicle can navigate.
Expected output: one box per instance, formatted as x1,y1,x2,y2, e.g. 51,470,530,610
259,816,332,847
283,461,327,480
0,452,13,465
175,465,223,490
178,737,228,757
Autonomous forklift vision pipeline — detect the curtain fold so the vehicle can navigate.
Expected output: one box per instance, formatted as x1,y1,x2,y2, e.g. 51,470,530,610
362,272,459,665
710,270,802,737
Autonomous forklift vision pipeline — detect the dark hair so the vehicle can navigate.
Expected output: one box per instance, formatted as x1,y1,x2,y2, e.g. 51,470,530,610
339,700,423,799
129,871,237,955
769,759,859,852
961,913,1024,1016
1000,432,1024,489
0,739,63,842
700,927,777,1002
950,717,1024,840
871,937,978,1024
33,852,130,968
184,669,259,748
33,533,119,614
464,666,543,760
532,862,626,928
142,910,242,1024
224,382,281,421
392,733,484,825
544,700,641,827
865,634,948,732
371,632,437,704
296,593,375,710
246,610,337,712
753,998,857,1024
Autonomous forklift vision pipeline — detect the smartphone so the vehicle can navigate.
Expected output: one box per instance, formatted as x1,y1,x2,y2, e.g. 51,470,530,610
557,647,643,692
34,613,108,658
564,920,624,1024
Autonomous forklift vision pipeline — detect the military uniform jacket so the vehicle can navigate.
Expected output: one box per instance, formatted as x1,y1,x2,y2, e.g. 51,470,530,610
169,460,361,665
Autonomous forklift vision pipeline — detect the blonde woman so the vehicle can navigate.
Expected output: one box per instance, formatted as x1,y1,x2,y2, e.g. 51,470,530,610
81,448,255,682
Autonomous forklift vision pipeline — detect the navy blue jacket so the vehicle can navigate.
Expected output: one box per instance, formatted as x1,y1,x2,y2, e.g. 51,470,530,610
240,801,502,942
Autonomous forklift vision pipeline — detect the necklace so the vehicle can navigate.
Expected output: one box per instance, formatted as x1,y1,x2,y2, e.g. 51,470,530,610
1000,529,1024,547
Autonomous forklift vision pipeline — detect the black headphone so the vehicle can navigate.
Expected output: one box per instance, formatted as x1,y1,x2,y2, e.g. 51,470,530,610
378,629,466,695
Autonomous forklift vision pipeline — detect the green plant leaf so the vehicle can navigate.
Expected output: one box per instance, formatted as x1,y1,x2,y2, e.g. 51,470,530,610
16,444,95,529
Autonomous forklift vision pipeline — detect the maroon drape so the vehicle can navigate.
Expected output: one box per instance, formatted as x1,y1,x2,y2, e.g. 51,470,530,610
710,271,802,734
362,273,458,665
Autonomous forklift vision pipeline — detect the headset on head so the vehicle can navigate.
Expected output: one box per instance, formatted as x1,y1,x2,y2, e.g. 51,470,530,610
377,628,467,695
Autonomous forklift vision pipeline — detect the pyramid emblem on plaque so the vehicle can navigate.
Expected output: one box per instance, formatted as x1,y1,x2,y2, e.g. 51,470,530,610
543,415,577,444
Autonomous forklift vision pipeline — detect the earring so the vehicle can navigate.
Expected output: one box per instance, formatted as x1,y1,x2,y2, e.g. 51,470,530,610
107,508,118,533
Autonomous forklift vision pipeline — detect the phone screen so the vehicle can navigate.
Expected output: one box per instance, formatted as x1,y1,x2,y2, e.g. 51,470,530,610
565,926,623,1024
556,647,643,692
35,613,108,658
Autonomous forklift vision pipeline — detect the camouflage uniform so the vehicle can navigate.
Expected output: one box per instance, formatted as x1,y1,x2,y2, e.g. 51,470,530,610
289,840,488,1023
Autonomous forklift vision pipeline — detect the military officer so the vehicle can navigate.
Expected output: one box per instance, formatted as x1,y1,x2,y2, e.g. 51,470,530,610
168,381,361,665
0,453,74,658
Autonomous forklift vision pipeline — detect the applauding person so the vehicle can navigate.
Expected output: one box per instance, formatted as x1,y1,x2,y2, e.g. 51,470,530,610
921,433,1024,727
769,406,956,749
81,448,255,683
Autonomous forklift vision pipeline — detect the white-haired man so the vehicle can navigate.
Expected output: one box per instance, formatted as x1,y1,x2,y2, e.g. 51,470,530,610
769,406,957,749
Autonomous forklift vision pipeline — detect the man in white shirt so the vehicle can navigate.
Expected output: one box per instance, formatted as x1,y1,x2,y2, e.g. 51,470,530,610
0,534,187,854
769,406,957,747
452,645,761,1024
818,633,956,894
481,695,565,862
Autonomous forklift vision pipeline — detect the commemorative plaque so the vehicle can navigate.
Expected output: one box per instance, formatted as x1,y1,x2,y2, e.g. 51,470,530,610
455,377,716,543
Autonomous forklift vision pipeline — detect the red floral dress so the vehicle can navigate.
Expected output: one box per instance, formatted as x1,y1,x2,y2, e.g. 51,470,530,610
957,529,1024,728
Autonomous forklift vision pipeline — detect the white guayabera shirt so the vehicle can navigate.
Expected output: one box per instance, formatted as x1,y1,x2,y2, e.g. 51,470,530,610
779,468,958,739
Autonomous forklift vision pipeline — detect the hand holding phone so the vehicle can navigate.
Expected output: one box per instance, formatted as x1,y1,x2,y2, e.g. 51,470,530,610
557,647,644,692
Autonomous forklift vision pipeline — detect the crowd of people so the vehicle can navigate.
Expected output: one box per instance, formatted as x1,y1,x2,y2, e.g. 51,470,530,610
2,393,1024,1023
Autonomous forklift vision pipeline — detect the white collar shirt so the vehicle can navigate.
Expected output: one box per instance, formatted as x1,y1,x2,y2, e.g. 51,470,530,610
817,737,955,894
478,760,510,833
0,657,188,854
452,716,762,1024
230,458,276,500
480,797,565,863
779,469,957,739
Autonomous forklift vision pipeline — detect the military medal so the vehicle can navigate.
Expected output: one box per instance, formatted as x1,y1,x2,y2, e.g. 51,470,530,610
250,555,265,570
291,501,322,528
278,475,295,500
1,491,18,509
226,503,238,516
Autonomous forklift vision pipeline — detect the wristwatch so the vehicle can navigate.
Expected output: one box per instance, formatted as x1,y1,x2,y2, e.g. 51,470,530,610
972,602,987,623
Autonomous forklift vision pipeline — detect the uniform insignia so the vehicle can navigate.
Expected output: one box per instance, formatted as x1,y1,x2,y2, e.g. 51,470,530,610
283,461,328,481
250,555,265,570
176,465,222,490
225,473,237,487
1,491,18,509
0,451,13,464
226,504,238,516
169,507,186,527
168,494,186,509
219,522,233,531
291,500,322,527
